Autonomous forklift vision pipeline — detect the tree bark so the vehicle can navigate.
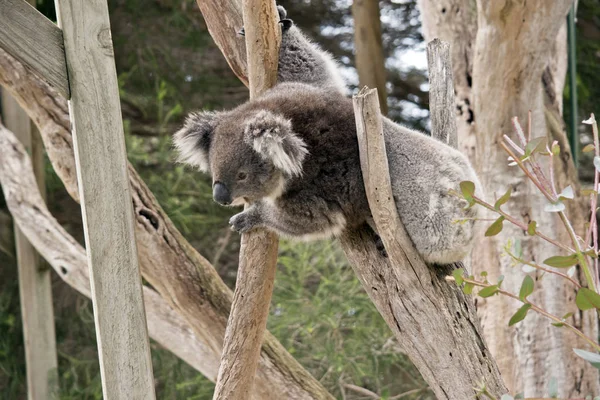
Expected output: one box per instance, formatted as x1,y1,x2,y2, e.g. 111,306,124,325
352,0,388,115
0,48,333,400
418,0,599,396
213,1,282,399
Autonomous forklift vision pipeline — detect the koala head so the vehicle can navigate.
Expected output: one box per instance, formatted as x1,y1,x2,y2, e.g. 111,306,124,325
174,108,308,206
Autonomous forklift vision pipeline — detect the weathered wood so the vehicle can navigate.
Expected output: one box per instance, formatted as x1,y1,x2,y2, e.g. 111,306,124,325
1,91,59,400
352,0,388,114
194,0,248,87
348,87,507,399
213,1,282,399
0,0,69,98
0,123,221,381
53,1,156,398
0,47,334,400
426,39,458,148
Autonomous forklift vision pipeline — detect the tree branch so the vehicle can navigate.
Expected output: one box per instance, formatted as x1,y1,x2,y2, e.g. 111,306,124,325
349,86,506,399
212,1,283,399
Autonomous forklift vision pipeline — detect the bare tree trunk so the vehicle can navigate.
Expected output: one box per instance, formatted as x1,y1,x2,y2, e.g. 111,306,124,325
352,0,388,114
0,48,333,400
418,0,599,396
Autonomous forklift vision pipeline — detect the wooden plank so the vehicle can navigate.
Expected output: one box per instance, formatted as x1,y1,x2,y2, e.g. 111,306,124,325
53,0,156,398
426,39,458,148
212,1,281,399
0,0,69,98
2,91,59,400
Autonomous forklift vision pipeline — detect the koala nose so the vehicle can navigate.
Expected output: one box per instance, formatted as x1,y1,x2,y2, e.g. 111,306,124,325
213,182,232,205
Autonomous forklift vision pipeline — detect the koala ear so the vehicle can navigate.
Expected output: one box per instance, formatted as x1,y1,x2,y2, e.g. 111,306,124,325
244,110,308,177
173,111,219,172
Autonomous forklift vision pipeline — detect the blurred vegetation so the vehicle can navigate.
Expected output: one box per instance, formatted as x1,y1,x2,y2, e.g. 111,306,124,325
0,0,598,399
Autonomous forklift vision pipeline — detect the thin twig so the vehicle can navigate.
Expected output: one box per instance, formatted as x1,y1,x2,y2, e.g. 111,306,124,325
342,384,379,399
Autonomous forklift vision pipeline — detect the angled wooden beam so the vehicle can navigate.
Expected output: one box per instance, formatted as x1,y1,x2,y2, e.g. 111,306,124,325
0,0,69,98
54,0,155,398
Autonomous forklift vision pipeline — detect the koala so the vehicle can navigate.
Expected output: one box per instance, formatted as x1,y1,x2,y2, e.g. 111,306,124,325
240,5,346,94
174,82,481,264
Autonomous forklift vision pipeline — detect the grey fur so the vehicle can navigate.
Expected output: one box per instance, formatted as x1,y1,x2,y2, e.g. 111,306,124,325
174,83,482,264
275,6,347,94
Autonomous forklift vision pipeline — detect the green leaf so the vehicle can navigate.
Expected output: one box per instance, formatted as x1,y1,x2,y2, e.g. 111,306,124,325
485,216,505,237
582,188,599,197
551,321,564,327
583,144,596,153
575,288,600,311
543,254,579,268
573,348,600,370
585,249,598,258
525,137,547,156
527,221,537,236
494,187,512,210
551,142,560,156
452,268,464,286
460,181,475,201
478,285,499,298
463,281,474,295
595,157,600,173
547,377,558,398
519,275,534,300
508,304,532,326
559,185,574,200
514,393,524,400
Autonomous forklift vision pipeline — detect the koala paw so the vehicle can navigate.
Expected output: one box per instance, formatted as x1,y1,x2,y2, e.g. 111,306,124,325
229,211,261,234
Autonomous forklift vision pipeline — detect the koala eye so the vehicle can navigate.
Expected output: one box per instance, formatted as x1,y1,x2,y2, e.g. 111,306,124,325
237,171,248,181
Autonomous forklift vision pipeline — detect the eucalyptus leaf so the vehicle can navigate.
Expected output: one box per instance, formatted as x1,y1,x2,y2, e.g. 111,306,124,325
575,288,600,311
519,275,534,300
543,254,579,268
494,187,512,210
525,137,546,156
527,221,537,236
478,285,499,298
583,144,596,153
514,393,524,400
559,185,574,200
508,304,532,326
460,181,475,200
485,216,505,237
573,348,600,370
464,280,474,295
452,268,464,286
544,201,566,213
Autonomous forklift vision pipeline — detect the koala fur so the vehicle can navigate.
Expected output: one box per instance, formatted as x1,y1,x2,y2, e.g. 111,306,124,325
275,6,347,94
174,82,481,264
174,5,482,264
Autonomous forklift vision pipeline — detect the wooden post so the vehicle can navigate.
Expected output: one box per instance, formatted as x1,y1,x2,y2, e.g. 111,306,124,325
212,1,281,399
1,89,59,399
426,39,458,148
53,0,156,398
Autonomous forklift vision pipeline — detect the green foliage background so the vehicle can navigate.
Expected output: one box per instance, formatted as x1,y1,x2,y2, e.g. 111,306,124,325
0,0,598,399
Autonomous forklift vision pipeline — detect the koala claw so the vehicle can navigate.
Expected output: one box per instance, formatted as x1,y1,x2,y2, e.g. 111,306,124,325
229,211,259,234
